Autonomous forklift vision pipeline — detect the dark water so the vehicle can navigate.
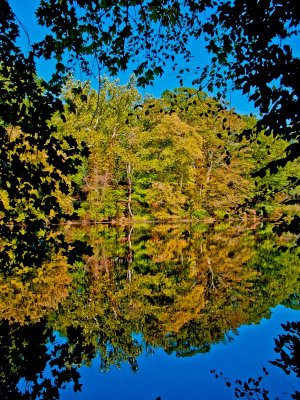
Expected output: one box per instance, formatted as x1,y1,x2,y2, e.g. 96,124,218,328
1,222,299,399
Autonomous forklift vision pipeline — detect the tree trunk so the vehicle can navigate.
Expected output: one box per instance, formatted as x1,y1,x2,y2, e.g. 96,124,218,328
126,161,133,218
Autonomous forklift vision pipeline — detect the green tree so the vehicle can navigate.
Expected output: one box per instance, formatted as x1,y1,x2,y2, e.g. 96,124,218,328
134,111,204,219
34,0,300,156
58,80,262,221
160,88,256,216
55,77,141,221
2,0,299,228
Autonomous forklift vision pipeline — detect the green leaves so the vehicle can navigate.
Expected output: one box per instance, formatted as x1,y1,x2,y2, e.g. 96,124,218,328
59,78,266,221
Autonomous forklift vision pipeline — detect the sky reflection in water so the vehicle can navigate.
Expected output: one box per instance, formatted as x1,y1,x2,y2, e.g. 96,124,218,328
61,305,299,400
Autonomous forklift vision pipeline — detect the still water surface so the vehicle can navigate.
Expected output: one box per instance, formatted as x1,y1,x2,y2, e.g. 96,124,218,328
61,306,299,400
1,222,299,399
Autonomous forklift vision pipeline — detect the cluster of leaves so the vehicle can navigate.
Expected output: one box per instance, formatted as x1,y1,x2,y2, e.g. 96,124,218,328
211,368,272,400
271,321,300,378
34,0,212,86
0,3,84,227
0,3,93,291
0,320,82,400
33,1,300,175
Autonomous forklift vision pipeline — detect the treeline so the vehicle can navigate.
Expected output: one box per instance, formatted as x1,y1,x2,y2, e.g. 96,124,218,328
14,77,300,223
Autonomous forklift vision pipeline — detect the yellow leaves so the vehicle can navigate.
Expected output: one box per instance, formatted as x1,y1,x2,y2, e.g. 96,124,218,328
147,182,187,218
152,238,187,263
0,254,71,325
56,78,261,220
161,284,206,333
0,190,10,211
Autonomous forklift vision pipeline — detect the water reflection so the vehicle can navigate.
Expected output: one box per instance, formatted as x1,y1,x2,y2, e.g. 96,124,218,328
0,222,299,399
213,317,300,399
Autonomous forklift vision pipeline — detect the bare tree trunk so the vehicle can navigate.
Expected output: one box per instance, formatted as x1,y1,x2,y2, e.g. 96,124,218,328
126,161,133,218
207,257,216,291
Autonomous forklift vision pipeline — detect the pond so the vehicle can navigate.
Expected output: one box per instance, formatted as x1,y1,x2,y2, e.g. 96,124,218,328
1,222,299,399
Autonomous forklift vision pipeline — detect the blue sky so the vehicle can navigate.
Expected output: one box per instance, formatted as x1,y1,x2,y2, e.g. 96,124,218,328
10,0,256,115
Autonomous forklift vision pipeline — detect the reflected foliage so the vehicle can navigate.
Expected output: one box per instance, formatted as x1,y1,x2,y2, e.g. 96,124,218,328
0,223,299,398
211,367,272,400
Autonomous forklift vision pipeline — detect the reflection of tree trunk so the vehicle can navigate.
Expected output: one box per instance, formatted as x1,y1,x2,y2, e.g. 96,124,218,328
126,162,133,218
111,126,117,140
99,127,118,202
126,226,133,283
126,268,132,282
207,257,216,291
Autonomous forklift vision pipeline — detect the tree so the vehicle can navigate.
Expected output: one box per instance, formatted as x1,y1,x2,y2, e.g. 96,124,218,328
34,1,300,146
160,88,255,216
54,76,141,221
58,79,261,220
2,0,300,225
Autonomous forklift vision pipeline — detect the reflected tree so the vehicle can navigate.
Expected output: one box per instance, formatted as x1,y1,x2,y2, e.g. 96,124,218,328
0,222,299,398
50,223,300,363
